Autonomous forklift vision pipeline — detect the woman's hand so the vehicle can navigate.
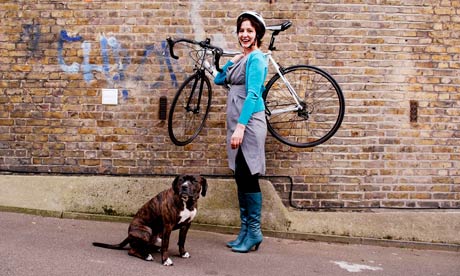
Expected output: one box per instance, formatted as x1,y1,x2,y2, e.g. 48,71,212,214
231,123,246,149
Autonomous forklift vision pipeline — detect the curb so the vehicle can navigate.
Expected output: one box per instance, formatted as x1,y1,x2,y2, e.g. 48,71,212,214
2,205,458,253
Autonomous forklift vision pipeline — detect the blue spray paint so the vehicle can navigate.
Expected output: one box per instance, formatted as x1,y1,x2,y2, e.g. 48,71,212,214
58,30,82,73
82,41,103,82
162,40,178,88
134,44,156,81
58,29,181,91
99,35,111,80
19,24,41,56
107,36,131,82
122,89,129,101
137,42,178,89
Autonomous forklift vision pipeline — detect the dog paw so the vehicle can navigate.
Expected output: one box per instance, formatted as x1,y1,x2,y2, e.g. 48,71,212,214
181,252,190,258
163,258,173,266
145,254,153,261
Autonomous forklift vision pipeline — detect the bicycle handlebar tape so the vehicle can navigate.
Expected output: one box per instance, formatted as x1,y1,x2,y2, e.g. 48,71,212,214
214,48,223,72
166,37,179,59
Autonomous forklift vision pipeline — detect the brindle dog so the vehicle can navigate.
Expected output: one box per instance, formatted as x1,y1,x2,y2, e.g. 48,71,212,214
92,175,207,266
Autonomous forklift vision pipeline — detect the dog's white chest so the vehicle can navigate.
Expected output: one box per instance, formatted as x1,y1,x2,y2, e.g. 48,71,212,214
179,203,197,224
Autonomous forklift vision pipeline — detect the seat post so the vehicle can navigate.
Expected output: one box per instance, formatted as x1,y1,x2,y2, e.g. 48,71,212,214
268,33,278,51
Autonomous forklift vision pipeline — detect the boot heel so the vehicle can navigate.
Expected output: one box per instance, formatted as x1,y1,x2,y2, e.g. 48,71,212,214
231,192,263,254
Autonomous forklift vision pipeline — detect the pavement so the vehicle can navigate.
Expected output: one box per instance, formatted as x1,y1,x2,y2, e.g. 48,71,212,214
2,174,460,248
1,211,459,276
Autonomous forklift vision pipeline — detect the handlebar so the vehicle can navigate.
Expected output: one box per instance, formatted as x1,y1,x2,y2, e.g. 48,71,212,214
166,37,224,72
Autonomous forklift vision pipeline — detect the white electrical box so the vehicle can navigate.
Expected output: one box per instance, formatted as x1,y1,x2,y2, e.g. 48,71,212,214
102,89,118,105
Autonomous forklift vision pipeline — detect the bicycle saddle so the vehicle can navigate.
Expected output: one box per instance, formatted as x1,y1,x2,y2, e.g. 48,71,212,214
266,21,292,33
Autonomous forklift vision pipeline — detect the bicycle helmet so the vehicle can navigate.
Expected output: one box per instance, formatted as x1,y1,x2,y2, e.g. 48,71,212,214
237,11,266,40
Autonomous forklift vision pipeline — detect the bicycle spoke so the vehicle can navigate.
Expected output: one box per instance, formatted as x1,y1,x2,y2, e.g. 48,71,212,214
264,65,345,147
168,72,211,146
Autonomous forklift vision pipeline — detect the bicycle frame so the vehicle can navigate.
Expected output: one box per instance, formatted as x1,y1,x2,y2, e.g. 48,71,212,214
201,48,305,118
264,52,304,116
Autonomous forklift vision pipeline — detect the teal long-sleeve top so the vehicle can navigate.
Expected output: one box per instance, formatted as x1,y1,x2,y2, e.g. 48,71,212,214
214,50,268,125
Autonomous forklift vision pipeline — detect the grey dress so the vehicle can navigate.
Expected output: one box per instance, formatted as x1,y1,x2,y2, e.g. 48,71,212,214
226,55,267,175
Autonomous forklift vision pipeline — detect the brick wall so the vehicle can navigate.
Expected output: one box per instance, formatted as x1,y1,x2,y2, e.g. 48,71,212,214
1,0,459,209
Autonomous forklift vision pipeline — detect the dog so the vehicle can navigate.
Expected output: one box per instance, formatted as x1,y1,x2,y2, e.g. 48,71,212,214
92,174,207,266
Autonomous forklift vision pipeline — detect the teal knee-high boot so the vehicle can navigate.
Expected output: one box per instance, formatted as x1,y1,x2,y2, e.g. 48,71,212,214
231,192,263,253
226,192,248,248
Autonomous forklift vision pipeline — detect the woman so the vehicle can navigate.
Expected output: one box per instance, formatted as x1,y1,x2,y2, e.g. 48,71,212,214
214,11,268,253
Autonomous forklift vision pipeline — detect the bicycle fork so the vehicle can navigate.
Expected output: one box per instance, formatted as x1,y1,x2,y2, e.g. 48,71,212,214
186,70,205,114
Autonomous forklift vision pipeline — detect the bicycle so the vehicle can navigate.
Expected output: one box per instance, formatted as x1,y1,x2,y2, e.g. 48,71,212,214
166,20,345,148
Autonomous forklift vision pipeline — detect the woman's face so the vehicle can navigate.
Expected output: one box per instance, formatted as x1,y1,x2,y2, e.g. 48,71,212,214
238,19,257,49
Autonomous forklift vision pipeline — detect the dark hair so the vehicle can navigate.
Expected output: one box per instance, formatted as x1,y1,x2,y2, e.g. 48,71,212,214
236,15,264,47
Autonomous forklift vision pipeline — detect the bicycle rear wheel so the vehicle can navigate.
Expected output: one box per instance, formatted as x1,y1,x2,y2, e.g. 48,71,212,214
263,65,345,148
168,71,212,146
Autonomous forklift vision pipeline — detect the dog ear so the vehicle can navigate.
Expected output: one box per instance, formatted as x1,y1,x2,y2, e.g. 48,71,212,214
172,175,181,194
199,176,208,197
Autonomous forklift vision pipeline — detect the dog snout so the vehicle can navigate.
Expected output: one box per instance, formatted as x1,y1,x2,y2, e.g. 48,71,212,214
181,182,189,192
180,182,192,201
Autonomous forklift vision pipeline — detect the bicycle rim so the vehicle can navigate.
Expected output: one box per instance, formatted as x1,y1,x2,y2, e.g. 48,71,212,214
168,72,212,146
263,65,345,148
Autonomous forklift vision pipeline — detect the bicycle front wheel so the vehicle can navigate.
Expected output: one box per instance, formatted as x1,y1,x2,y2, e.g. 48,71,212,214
263,65,345,148
168,71,212,146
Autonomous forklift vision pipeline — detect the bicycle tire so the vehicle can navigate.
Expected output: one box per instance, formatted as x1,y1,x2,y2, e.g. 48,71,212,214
263,65,345,148
168,71,212,146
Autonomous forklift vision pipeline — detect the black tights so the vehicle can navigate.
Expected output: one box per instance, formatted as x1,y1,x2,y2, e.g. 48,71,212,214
234,148,261,193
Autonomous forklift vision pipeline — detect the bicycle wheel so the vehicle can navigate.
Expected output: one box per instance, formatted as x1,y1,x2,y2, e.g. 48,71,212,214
263,65,345,148
168,71,212,146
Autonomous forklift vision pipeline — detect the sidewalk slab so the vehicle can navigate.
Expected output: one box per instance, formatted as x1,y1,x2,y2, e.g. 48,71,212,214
1,174,459,251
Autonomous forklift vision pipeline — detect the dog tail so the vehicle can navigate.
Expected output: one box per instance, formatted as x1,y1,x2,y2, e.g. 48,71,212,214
92,237,130,250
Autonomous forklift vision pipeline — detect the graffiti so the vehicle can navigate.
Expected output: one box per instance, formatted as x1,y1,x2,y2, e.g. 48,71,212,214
58,30,83,73
19,23,42,58
57,30,179,92
135,41,178,89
